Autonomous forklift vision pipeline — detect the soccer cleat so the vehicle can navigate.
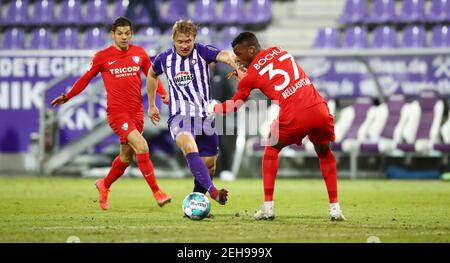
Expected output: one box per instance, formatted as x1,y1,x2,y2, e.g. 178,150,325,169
329,206,346,221
211,188,228,205
95,179,110,210
153,190,171,207
254,205,275,220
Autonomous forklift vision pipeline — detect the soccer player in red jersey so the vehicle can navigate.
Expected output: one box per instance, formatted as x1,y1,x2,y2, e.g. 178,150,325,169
208,32,345,221
51,17,171,210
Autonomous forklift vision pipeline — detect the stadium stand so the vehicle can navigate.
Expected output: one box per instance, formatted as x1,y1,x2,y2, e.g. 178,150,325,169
425,0,450,22
85,0,110,25
81,26,107,49
55,27,79,49
58,0,83,25
313,27,340,49
341,26,369,48
193,0,217,25
398,90,444,153
401,25,426,48
338,0,368,24
2,27,25,49
366,0,396,24
32,0,55,25
28,27,52,49
370,25,398,48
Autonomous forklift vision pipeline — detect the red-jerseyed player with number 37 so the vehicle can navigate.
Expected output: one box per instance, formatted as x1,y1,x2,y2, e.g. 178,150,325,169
208,32,345,221
51,17,171,210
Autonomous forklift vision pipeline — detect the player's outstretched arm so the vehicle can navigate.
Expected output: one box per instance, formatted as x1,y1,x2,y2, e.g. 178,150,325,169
216,50,239,72
51,58,100,107
146,67,161,125
50,94,68,107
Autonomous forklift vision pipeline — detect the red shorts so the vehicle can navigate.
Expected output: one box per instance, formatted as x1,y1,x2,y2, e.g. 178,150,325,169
269,102,335,146
107,112,144,144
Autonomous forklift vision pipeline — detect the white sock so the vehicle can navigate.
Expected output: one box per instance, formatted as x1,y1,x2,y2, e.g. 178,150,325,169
329,202,340,211
264,201,274,208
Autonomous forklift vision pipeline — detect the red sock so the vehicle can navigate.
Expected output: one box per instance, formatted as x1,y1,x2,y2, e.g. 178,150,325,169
316,148,338,203
262,146,281,201
136,153,160,193
104,156,130,188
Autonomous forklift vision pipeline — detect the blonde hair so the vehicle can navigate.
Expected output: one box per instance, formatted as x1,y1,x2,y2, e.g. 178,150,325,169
172,19,197,39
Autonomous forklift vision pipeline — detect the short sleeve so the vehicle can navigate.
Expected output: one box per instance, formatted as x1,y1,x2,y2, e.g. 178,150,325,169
152,53,164,75
196,43,221,64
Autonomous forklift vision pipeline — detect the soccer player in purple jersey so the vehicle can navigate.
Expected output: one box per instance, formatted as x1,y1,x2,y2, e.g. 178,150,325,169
146,20,239,205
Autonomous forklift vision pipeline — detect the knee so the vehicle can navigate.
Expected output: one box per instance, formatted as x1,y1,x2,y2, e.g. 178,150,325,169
133,140,149,154
119,154,133,164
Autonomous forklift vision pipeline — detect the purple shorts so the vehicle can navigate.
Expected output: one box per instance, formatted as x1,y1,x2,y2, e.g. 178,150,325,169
168,115,219,157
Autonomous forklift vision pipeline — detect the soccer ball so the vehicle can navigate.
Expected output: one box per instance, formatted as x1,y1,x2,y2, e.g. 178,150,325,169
182,192,211,220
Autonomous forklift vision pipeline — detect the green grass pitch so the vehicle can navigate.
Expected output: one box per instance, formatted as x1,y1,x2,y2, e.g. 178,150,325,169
0,176,449,242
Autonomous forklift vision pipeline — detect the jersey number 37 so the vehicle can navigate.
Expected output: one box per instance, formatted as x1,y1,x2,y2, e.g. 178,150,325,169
258,54,300,91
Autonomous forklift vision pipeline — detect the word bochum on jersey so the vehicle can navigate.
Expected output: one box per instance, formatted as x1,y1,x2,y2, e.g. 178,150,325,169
152,43,220,120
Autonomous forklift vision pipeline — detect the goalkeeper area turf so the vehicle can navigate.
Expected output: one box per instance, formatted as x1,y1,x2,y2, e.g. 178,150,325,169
0,176,449,243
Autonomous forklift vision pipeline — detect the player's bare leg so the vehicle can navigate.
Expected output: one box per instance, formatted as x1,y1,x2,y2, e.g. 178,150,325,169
314,143,345,221
255,138,286,220
127,130,171,207
95,144,133,210
176,132,228,205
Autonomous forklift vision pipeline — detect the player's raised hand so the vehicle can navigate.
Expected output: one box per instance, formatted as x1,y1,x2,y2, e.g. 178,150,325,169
206,100,219,117
161,95,169,105
50,94,68,107
148,105,160,125
227,67,246,81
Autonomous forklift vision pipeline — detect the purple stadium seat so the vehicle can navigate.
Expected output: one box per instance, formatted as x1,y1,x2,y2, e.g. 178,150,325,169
398,0,425,22
401,25,426,48
425,0,450,22
134,0,162,26
338,0,368,24
366,0,396,23
342,26,369,48
2,28,25,49
313,27,340,49
82,27,107,49
245,0,272,25
193,0,217,25
218,0,246,25
134,27,160,54
197,26,217,44
28,28,52,49
55,28,79,49
434,110,450,152
4,0,29,25
85,0,109,24
359,95,408,153
398,90,444,153
31,0,55,24
334,97,374,152
111,0,129,20
371,25,397,48
58,0,82,25
430,25,450,47
217,26,242,50
161,0,188,24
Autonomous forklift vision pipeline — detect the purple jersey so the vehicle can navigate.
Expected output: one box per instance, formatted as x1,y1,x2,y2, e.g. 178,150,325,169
152,43,220,119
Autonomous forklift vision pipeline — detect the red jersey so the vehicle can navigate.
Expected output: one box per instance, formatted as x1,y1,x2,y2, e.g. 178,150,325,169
66,44,166,115
215,47,324,115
